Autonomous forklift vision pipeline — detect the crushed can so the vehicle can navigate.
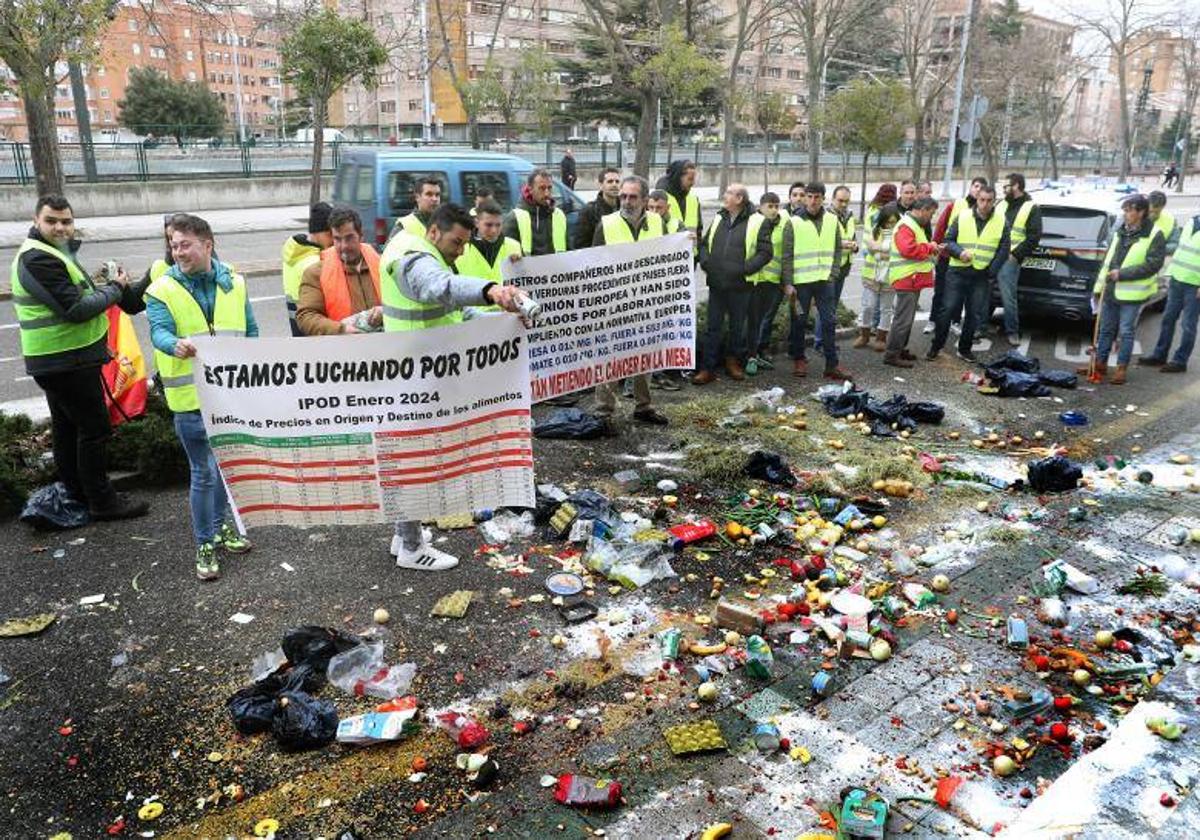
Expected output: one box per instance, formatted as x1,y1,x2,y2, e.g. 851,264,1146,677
1006,616,1029,649
812,671,834,697
752,722,781,752
658,628,682,661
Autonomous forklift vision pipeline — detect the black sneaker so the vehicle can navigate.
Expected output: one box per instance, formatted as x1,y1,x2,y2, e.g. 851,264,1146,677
633,407,670,426
1137,356,1166,367
925,348,940,361
89,493,150,521
955,349,978,364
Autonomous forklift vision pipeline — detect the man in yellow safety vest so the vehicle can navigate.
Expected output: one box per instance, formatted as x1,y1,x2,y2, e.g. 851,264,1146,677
392,176,442,239
502,168,567,256
1076,194,1166,384
1140,207,1200,373
280,202,333,336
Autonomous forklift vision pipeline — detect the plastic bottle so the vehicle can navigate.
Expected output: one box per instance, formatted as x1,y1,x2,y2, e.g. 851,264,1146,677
744,635,773,679
668,519,717,551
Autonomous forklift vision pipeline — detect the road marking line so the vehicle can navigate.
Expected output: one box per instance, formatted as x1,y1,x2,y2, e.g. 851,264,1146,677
0,323,17,330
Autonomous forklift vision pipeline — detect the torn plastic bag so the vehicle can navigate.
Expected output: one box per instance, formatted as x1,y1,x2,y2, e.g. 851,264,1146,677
867,394,907,424
821,389,870,418
1038,369,1078,389
567,489,615,526
905,402,945,424
869,420,898,437
533,408,607,439
984,369,1051,398
281,626,362,687
271,689,339,751
993,350,1040,373
19,482,90,531
745,451,797,486
1026,455,1082,493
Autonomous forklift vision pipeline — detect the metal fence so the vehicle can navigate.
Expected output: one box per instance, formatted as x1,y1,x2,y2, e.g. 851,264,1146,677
0,137,1175,186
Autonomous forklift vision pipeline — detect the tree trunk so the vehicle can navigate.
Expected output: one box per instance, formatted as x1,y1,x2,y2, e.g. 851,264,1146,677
633,90,658,178
911,112,925,181
719,97,735,195
469,114,481,149
1116,51,1131,181
763,137,769,193
309,96,326,204
861,154,869,224
666,102,674,162
806,71,821,182
1046,128,1059,180
21,73,64,196
1177,100,1194,192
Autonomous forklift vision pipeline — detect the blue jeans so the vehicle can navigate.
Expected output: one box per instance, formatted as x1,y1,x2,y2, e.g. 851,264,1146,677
789,281,838,365
174,410,229,546
748,283,783,356
702,286,750,371
1151,278,1200,367
931,269,990,355
997,256,1021,336
814,264,848,350
1095,297,1141,367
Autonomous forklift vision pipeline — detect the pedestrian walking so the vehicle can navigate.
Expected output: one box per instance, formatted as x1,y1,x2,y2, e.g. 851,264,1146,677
783,182,853,382
281,203,333,336
1140,209,1200,373
574,167,621,250
11,195,150,521
393,177,442,239
854,203,900,352
1075,194,1166,385
503,169,567,256
380,203,528,570
883,197,941,368
994,173,1042,346
814,185,857,351
146,214,256,580
692,184,773,385
1162,162,1179,189
591,176,670,426
560,148,577,190
745,192,786,374
927,184,1005,363
296,206,382,336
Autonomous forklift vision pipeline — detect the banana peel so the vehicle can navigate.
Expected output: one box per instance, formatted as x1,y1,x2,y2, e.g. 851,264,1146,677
700,823,732,840
688,641,729,656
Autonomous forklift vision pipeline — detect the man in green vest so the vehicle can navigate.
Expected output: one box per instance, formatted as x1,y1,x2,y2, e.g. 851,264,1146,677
785,182,806,216
280,202,332,336
382,203,527,571
814,185,858,353
994,173,1042,346
1148,190,1181,255
648,190,683,234
502,168,567,256
393,176,442,239
1140,210,1200,372
926,184,1006,363
11,194,150,521
783,182,853,381
745,192,786,375
658,159,702,241
454,200,523,319
589,176,670,426
1077,194,1166,384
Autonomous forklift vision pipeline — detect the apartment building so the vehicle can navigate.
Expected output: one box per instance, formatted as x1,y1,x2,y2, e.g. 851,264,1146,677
0,0,288,143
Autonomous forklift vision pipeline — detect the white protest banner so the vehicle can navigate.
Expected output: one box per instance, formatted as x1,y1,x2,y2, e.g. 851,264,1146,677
503,231,696,401
191,316,534,528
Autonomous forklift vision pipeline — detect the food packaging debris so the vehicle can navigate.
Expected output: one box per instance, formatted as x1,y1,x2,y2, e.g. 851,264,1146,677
752,722,781,752
1006,616,1029,649
553,774,622,808
829,591,873,617
715,599,765,635
545,572,585,597
327,643,416,699
662,718,728,755
431,590,474,619
79,594,106,606
229,612,255,625
336,705,420,745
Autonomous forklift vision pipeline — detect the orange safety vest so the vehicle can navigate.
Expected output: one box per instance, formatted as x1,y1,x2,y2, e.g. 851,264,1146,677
318,245,381,322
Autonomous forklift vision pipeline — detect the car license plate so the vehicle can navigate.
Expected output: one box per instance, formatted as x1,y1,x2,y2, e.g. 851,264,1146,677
1022,257,1056,271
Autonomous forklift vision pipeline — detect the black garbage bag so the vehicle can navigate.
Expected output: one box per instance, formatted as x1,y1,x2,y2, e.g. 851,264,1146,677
993,350,1040,373
227,679,282,735
905,401,946,424
19,483,90,531
567,489,615,525
745,451,797,486
866,394,907,424
281,626,362,686
533,408,607,439
985,369,1052,398
271,689,339,751
869,419,898,437
1026,455,1083,493
821,389,870,418
1038,369,1078,389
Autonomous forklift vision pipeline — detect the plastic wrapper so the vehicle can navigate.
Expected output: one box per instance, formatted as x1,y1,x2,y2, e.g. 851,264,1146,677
982,368,1051,397
730,387,785,415
271,689,339,751
435,711,490,749
327,642,416,699
993,350,1041,373
533,408,608,439
554,774,622,808
19,482,90,531
281,626,362,686
478,510,535,544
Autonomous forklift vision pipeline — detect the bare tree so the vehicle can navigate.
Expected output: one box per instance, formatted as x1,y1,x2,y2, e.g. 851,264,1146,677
719,0,786,193
785,0,888,182
1169,10,1200,190
895,0,961,180
1064,0,1170,180
1021,27,1090,180
432,0,509,147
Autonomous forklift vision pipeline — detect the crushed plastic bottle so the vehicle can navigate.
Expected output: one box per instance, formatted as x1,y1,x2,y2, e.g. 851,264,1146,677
326,642,416,699
250,647,287,682
435,710,490,749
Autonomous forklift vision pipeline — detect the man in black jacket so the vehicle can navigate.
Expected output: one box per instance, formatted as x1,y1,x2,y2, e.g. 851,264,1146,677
11,195,149,519
560,149,577,190
573,167,621,250
692,184,773,384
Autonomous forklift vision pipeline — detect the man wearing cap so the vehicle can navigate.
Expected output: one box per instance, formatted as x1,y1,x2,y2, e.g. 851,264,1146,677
280,203,333,336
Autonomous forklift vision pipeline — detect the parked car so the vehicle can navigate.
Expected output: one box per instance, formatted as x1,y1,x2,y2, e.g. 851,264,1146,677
331,148,588,247
989,192,1167,325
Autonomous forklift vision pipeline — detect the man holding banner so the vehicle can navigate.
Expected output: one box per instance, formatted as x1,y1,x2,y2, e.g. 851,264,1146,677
382,203,529,571
589,176,670,427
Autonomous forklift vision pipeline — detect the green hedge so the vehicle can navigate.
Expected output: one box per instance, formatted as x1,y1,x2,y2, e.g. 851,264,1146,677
108,389,191,486
0,413,54,517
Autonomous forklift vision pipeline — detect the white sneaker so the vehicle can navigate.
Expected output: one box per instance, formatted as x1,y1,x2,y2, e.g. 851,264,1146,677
396,542,460,571
389,528,433,557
